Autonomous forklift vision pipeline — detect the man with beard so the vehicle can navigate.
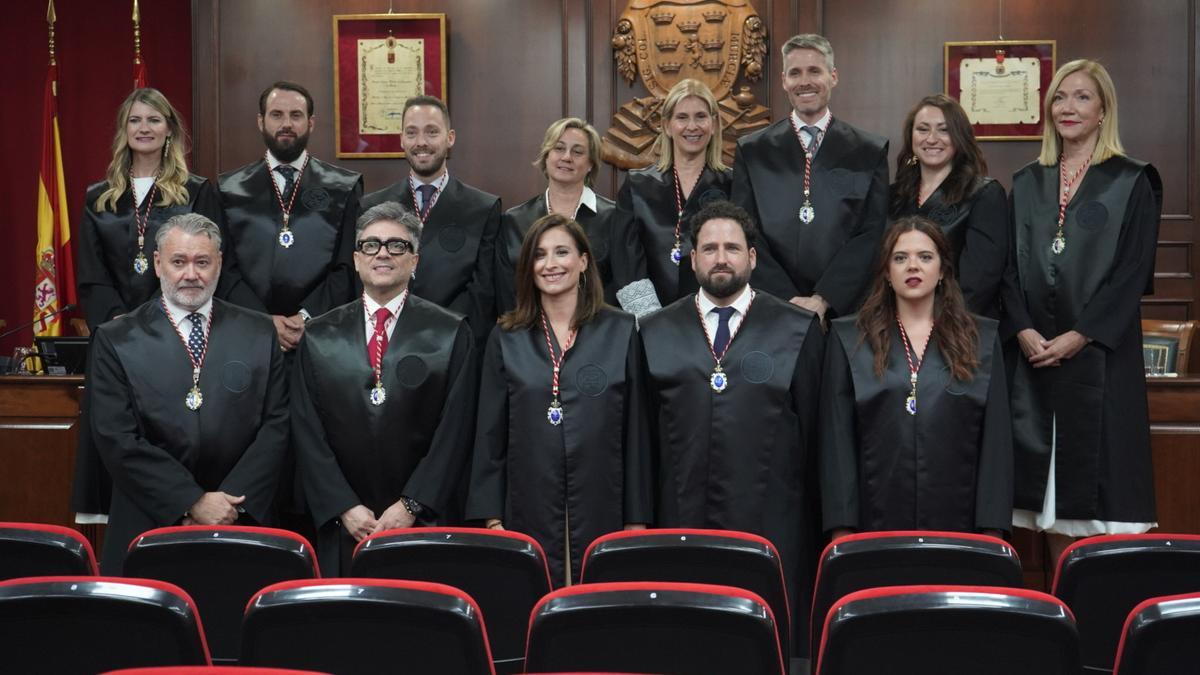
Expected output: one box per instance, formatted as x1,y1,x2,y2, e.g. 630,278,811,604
731,34,888,324
220,81,363,350
640,200,824,657
292,202,476,574
87,213,288,573
359,96,501,341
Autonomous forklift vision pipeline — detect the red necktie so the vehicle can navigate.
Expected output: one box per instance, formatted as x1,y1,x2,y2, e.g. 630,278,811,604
369,307,391,371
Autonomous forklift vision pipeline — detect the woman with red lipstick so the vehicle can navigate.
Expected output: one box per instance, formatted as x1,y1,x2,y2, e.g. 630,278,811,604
468,213,652,588
1003,60,1162,564
496,117,651,317
820,216,1012,537
890,94,1008,318
617,78,732,307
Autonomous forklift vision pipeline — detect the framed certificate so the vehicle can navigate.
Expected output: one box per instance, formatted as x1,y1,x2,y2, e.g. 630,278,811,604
944,40,1055,141
332,13,447,159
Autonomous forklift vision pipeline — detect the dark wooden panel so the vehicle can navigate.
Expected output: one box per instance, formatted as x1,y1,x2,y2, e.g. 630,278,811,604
0,377,83,529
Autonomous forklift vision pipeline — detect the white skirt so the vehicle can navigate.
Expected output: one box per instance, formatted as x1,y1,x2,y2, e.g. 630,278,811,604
1012,415,1156,537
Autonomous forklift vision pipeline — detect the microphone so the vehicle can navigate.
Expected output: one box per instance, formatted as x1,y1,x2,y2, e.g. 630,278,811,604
0,304,78,341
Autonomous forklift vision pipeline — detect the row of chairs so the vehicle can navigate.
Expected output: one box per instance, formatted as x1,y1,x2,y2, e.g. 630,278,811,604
3,523,1200,673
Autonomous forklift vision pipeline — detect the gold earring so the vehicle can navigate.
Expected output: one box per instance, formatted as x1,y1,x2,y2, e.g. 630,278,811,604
906,154,919,166
163,136,171,156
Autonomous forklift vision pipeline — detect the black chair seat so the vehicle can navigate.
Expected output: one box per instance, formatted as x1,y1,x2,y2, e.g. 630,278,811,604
1112,591,1200,675
0,521,97,579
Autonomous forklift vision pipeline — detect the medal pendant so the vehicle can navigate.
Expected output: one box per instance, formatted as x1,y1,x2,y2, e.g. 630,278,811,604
1051,233,1066,255
369,384,387,406
133,253,149,275
905,394,917,415
278,228,295,249
185,386,203,411
547,401,564,426
798,203,815,224
670,244,682,266
710,368,728,393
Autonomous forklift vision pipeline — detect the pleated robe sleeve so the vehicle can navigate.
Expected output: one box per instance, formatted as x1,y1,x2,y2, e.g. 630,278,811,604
299,177,363,316
466,327,509,522
975,330,1015,532
818,326,859,532
957,180,1009,317
623,325,654,525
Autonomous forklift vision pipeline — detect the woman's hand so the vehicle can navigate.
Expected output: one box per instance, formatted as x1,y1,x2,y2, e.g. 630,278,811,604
1029,330,1089,368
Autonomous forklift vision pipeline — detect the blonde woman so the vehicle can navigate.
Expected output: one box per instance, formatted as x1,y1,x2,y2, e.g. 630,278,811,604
1002,59,1163,564
617,78,732,305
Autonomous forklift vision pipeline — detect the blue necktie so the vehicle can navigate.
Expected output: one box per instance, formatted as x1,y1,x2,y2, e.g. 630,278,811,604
803,125,822,155
185,313,206,362
416,183,437,218
275,165,297,200
713,306,735,357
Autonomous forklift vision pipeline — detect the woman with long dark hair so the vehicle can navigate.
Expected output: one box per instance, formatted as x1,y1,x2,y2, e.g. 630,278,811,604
617,78,732,306
468,213,652,587
890,94,1007,317
820,216,1012,537
1003,60,1162,565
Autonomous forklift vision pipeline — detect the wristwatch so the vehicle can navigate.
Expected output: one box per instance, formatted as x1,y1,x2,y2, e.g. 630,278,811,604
400,496,425,519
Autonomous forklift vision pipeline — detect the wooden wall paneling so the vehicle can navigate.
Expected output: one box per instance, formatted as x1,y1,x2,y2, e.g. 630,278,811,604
192,0,220,183
0,377,83,529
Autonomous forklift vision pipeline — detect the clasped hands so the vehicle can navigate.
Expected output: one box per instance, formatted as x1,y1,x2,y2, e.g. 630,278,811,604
272,313,305,352
1017,328,1089,368
341,502,417,542
183,491,245,526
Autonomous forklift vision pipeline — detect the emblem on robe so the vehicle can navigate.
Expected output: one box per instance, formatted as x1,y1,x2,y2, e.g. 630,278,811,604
602,0,771,169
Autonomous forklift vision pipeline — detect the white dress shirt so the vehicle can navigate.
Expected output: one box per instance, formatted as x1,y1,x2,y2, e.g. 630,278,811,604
162,295,214,341
266,150,309,194
791,108,832,154
697,284,754,348
545,185,598,219
409,171,451,212
362,290,409,345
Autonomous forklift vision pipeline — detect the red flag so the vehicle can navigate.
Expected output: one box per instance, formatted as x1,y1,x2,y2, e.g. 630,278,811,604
34,61,76,337
134,59,148,88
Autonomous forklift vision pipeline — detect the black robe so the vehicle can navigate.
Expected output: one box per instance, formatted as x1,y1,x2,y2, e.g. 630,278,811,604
820,316,1013,533
219,157,363,316
88,298,288,573
495,193,646,314
616,165,733,305
640,291,824,649
71,174,260,517
892,177,1009,318
1001,156,1162,522
466,307,653,587
292,295,476,575
731,117,889,316
360,177,502,342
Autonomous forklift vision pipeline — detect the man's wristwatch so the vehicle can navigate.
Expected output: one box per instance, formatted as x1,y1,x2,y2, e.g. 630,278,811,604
400,496,425,519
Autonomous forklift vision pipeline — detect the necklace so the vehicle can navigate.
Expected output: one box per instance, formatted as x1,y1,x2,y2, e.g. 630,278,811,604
368,289,408,406
161,299,211,411
131,169,159,275
269,152,310,248
540,312,577,425
545,188,584,220
669,165,700,266
693,292,753,393
1052,154,1091,255
788,116,827,224
896,315,932,415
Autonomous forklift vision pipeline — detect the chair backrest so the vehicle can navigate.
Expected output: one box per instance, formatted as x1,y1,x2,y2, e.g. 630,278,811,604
1141,319,1196,375
350,526,550,670
240,578,495,675
1113,592,1200,675
525,581,785,675
580,528,791,659
816,585,1078,675
809,530,1022,659
0,521,97,579
124,526,319,663
1052,534,1200,671
0,576,210,673
100,662,328,667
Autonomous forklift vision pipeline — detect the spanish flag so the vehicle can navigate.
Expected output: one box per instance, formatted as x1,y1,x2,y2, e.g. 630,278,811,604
33,31,76,337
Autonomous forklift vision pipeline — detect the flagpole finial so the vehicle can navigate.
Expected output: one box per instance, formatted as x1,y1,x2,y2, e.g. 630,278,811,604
46,0,57,66
132,0,143,65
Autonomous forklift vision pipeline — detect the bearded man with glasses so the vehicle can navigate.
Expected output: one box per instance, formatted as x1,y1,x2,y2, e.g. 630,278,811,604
291,201,478,575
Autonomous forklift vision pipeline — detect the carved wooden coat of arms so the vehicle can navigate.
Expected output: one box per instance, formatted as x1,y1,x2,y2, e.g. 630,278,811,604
602,0,770,169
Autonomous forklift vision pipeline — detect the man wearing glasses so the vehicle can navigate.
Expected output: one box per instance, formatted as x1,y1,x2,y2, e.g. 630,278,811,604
291,201,478,574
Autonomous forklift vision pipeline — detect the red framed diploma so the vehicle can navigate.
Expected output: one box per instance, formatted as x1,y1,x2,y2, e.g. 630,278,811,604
944,40,1056,141
332,13,447,158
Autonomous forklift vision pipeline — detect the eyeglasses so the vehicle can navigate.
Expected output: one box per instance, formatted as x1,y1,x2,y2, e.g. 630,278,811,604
356,237,414,256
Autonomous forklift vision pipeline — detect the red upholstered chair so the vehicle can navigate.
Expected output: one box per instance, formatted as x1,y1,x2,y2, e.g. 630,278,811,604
0,576,211,672
815,585,1078,675
124,526,319,664
0,521,98,579
101,662,328,667
809,530,1022,659
240,578,495,675
1112,592,1200,675
350,526,550,674
580,528,791,659
525,581,785,675
1052,534,1200,673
